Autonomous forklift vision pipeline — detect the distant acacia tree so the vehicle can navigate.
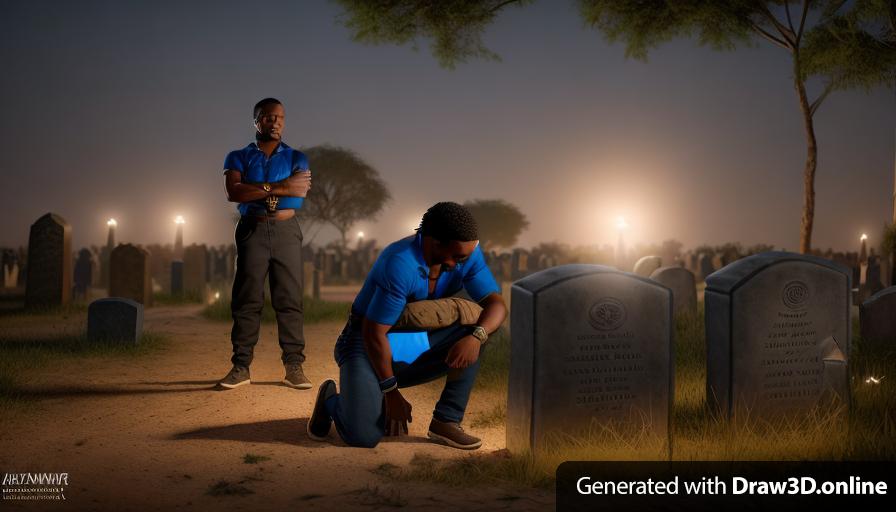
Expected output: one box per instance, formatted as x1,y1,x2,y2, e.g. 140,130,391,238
463,199,529,250
335,0,895,254
298,145,391,247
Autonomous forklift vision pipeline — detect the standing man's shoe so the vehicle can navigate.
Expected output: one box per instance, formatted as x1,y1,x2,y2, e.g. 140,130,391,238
218,365,250,389
427,417,482,450
283,362,312,389
307,379,337,441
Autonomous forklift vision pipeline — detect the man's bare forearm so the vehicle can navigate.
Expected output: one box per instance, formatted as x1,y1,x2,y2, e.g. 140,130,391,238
475,293,507,334
226,182,268,203
225,171,297,203
362,319,395,381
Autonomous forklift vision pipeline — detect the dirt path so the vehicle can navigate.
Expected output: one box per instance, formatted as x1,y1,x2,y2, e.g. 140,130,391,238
0,306,552,511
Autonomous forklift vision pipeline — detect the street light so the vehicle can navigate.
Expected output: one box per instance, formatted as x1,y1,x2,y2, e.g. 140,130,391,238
106,218,118,248
174,215,185,259
615,216,628,232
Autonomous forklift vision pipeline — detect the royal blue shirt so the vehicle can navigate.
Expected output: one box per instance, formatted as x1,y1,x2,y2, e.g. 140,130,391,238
352,233,500,325
223,142,309,216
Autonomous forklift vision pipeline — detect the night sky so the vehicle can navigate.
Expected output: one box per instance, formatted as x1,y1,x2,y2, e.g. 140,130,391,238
1,0,893,253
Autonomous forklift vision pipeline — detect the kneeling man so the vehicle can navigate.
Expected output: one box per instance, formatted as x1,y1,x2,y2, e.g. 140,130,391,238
307,202,507,449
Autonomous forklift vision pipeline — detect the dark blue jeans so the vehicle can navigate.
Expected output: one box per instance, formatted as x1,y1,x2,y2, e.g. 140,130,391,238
324,320,479,448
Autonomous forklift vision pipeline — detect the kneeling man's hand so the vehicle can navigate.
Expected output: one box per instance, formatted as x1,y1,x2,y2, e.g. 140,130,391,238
384,389,413,436
446,335,481,369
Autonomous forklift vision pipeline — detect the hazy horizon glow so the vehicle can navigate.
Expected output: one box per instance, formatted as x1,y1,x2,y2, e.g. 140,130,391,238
0,0,892,254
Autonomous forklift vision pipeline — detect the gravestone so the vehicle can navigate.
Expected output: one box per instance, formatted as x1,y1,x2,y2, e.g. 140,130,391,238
303,262,313,298
89,248,101,287
705,251,850,420
508,264,673,455
3,262,18,289
633,255,662,277
73,248,94,300
25,213,72,308
225,244,237,281
511,249,530,280
110,244,151,305
698,254,714,281
170,261,184,294
87,298,143,343
649,266,697,316
183,244,208,296
859,287,896,353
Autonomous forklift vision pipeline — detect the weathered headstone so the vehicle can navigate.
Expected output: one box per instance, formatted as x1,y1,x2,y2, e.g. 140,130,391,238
110,244,151,305
3,262,18,289
73,248,94,300
649,266,697,315
183,244,208,296
633,255,662,277
511,249,530,280
859,286,896,353
87,298,143,343
508,264,673,455
698,253,714,282
303,261,314,298
705,252,851,420
25,213,72,308
170,260,184,294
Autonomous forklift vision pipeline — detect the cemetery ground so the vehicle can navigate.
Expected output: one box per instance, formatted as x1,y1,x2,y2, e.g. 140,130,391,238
1,294,894,511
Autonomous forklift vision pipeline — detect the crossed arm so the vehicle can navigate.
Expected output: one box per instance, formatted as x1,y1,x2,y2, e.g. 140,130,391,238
223,169,311,203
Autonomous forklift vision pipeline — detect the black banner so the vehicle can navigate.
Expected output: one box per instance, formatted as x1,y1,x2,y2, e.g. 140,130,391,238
557,461,896,511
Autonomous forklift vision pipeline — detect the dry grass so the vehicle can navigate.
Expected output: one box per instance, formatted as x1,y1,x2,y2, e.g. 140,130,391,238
388,301,896,487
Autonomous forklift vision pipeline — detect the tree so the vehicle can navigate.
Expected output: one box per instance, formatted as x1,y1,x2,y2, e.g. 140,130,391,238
463,198,529,250
297,145,391,247
335,0,895,253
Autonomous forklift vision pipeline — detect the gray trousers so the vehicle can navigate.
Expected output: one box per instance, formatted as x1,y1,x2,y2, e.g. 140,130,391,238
230,214,305,367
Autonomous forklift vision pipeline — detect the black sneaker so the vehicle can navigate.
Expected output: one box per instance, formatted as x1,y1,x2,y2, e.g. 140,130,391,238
307,379,337,441
218,365,250,389
427,417,482,450
283,362,312,389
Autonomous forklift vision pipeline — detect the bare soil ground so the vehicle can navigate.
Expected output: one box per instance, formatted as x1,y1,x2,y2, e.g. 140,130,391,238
0,305,552,511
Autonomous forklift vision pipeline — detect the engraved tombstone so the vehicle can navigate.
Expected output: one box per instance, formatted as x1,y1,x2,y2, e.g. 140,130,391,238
73,248,94,300
511,249,530,280
170,260,184,295
183,244,208,296
698,253,714,281
859,287,896,352
633,255,662,277
110,244,152,305
508,264,673,455
649,266,697,315
705,252,851,420
87,298,143,343
25,213,72,308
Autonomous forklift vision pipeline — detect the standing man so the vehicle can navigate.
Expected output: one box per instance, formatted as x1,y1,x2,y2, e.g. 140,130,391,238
307,202,507,449
218,97,313,390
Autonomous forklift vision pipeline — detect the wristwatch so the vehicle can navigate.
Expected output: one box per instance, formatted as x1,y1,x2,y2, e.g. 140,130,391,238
262,183,272,193
471,325,488,344
379,376,398,394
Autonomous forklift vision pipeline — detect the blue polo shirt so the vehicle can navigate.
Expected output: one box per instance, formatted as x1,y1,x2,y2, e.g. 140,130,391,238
352,233,500,325
223,142,309,215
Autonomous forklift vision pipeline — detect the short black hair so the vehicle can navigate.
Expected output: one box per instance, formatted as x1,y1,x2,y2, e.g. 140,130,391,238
253,97,282,120
418,202,479,243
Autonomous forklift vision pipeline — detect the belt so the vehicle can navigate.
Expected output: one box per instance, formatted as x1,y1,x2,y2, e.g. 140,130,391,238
244,210,296,222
